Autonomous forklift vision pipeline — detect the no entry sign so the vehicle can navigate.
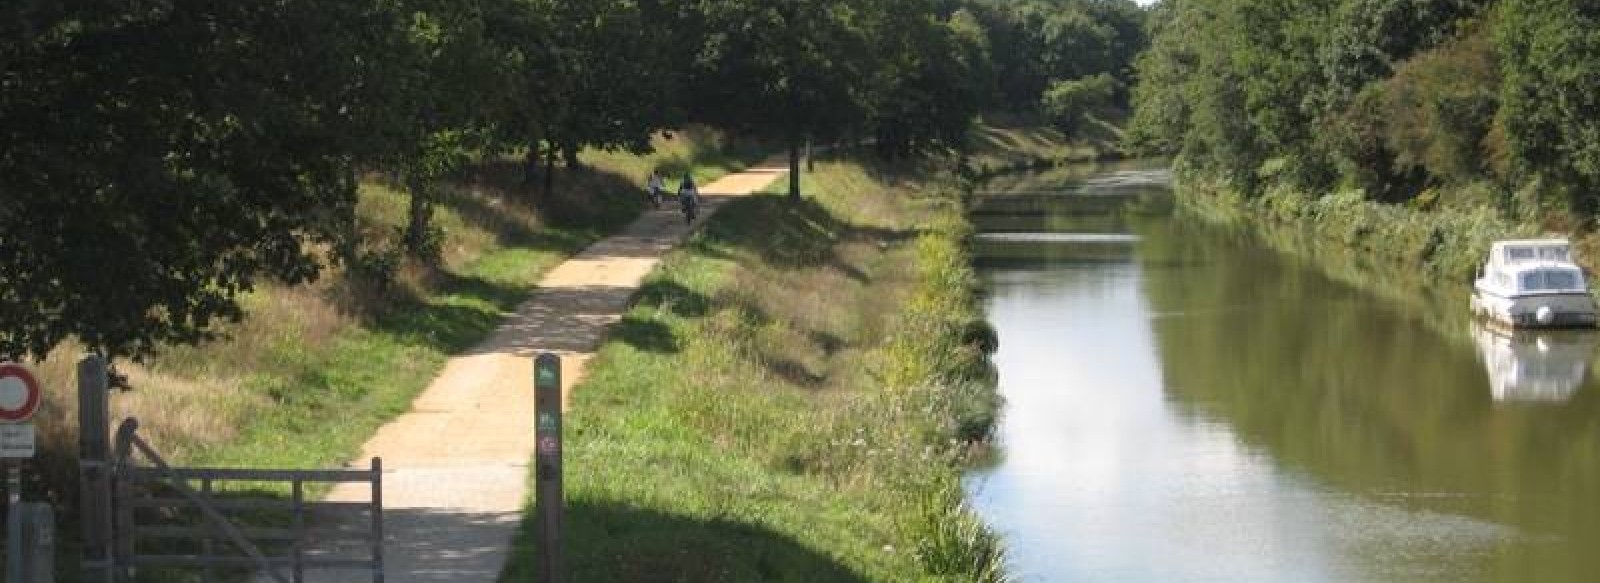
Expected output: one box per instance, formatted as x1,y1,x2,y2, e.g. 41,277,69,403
0,364,41,423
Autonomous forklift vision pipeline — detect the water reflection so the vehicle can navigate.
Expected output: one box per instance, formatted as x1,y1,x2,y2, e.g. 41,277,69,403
968,164,1600,583
1139,211,1600,581
1471,324,1598,402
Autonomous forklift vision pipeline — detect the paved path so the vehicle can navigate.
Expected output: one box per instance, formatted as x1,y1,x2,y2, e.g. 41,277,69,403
276,161,787,582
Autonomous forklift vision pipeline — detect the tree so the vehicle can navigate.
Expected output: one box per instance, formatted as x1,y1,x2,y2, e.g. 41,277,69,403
1042,73,1118,135
491,0,682,198
864,2,991,158
1496,0,1600,214
686,0,874,201
0,1,417,360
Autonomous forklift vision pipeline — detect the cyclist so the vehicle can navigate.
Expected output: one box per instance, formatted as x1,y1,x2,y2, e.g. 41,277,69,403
678,174,699,224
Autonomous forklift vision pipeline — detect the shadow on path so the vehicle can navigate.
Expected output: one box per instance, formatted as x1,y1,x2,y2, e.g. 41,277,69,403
502,501,873,583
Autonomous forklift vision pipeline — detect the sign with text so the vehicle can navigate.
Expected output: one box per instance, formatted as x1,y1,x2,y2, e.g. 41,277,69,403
0,424,35,458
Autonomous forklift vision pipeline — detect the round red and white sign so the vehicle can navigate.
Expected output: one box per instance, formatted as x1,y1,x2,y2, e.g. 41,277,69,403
0,364,41,422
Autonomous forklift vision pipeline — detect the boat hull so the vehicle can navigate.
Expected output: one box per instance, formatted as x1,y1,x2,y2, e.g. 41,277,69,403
1471,288,1599,329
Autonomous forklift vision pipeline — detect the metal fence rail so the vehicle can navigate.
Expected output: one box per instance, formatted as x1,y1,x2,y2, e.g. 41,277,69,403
111,418,383,583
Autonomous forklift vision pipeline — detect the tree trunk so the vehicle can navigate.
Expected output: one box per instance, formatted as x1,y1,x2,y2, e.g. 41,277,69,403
523,142,540,185
788,142,802,203
543,147,557,200
562,144,581,170
404,174,436,261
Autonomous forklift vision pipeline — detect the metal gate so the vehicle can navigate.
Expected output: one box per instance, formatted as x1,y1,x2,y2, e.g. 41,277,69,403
77,357,385,583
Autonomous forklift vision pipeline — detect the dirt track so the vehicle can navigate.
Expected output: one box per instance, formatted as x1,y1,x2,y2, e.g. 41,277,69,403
277,161,788,582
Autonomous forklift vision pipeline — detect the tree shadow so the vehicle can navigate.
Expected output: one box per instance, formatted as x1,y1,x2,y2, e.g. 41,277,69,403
132,500,871,583
806,330,846,356
697,196,919,283
503,501,873,583
634,279,711,318
765,358,825,389
612,315,680,354
464,158,644,236
362,271,532,355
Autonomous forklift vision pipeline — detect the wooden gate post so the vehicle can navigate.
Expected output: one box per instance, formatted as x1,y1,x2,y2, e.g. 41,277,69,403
533,353,563,583
77,355,113,583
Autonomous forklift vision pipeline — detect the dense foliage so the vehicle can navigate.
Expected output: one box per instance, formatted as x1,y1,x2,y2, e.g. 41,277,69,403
0,0,1148,360
1130,0,1600,223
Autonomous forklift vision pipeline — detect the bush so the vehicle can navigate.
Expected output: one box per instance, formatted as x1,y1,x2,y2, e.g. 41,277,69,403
1041,73,1118,135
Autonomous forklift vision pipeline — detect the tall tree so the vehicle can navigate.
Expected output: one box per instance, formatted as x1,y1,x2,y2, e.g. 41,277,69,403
1496,0,1600,214
864,2,990,157
491,0,681,197
687,0,873,201
0,0,418,360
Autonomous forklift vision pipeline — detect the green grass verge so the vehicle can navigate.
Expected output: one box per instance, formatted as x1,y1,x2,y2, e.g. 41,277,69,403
499,158,1007,582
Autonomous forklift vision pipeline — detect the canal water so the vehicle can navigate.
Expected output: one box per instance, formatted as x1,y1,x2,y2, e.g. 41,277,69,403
964,162,1600,582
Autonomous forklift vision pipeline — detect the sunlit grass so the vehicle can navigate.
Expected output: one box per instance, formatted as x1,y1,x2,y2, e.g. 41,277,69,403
963,115,1113,177
502,158,1007,582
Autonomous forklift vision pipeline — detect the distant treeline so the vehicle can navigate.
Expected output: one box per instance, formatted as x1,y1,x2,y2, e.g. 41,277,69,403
1129,0,1600,223
0,0,1146,362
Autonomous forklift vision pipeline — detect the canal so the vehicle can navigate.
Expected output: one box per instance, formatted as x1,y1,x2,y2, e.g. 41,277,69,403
964,162,1600,582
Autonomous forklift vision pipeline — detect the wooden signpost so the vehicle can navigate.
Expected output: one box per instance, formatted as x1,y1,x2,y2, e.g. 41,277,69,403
533,353,563,583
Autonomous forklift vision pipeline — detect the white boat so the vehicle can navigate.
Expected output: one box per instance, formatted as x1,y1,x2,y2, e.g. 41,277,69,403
1470,239,1598,328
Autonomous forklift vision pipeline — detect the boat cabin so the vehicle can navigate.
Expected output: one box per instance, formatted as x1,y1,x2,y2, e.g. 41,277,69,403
1481,240,1587,295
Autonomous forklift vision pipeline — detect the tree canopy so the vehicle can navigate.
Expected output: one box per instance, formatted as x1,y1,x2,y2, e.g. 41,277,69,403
0,0,1150,360
1129,0,1600,218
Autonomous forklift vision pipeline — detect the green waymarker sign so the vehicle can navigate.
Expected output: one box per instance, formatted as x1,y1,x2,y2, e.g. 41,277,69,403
536,365,558,391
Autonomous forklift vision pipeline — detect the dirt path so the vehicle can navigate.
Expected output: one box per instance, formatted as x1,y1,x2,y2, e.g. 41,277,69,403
283,161,787,582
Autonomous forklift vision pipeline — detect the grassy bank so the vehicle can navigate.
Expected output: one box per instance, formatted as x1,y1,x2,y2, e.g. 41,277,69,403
963,114,1124,179
21,129,761,580
501,157,1006,581
1173,168,1546,290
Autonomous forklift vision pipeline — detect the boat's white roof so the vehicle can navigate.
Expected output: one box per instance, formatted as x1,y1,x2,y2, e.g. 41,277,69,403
1499,261,1582,274
1492,238,1571,248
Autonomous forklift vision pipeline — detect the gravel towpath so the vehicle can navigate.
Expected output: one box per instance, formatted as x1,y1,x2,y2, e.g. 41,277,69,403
269,160,788,582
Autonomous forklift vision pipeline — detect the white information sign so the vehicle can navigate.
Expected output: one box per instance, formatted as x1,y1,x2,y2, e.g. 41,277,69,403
0,424,35,458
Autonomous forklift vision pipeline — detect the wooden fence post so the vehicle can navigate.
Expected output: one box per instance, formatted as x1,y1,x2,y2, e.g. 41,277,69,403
77,355,113,583
533,353,563,583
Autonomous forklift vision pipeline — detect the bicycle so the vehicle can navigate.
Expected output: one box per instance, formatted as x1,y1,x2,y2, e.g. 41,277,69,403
680,193,698,224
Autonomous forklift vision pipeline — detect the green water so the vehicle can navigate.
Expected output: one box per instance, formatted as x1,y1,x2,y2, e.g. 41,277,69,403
964,162,1600,582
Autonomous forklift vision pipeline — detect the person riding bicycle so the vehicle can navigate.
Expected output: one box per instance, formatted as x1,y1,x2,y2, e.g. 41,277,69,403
678,174,699,224
646,170,665,209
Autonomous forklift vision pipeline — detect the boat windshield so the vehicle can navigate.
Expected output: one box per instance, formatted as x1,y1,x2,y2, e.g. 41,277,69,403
1505,244,1570,262
1519,269,1584,291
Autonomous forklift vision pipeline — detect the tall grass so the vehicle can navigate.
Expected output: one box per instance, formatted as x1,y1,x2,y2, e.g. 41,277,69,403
501,157,1007,581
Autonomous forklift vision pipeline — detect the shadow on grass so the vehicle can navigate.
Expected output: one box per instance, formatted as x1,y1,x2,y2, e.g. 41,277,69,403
613,315,680,353
466,158,643,234
120,500,870,583
504,501,873,583
766,358,825,388
634,279,711,318
342,269,532,356
695,196,919,281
